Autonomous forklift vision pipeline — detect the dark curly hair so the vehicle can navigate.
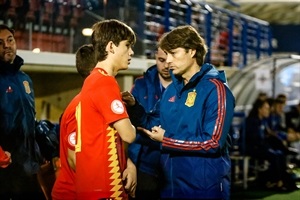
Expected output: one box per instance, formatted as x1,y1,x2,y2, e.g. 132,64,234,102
159,25,208,66
0,24,15,35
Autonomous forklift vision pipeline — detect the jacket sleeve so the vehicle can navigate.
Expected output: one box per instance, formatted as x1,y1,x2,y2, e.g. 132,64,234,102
126,100,161,130
127,75,161,149
133,131,161,148
0,146,10,168
128,76,161,129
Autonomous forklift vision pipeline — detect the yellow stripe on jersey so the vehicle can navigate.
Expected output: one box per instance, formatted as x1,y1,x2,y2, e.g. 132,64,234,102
106,126,123,199
75,102,81,153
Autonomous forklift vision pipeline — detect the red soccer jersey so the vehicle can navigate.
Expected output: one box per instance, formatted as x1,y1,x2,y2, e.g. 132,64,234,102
52,94,79,200
0,146,10,168
75,68,128,200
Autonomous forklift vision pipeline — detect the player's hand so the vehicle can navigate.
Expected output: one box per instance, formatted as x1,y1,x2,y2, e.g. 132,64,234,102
121,91,136,107
137,125,164,142
122,158,137,197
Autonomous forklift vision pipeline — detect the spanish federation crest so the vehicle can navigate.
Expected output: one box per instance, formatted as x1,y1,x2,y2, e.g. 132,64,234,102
185,89,197,107
23,81,31,94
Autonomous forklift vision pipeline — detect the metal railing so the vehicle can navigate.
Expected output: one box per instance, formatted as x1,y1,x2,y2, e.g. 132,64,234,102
0,0,273,68
143,0,272,68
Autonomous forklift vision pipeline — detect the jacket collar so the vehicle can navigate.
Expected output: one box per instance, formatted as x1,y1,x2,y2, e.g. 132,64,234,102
144,65,159,82
0,55,24,74
171,63,227,94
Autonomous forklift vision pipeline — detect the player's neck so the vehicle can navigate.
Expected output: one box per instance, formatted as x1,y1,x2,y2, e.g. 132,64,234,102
95,62,114,76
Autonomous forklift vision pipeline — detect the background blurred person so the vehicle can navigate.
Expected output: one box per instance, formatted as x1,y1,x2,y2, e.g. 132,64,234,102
245,98,296,191
286,102,300,165
0,24,45,200
127,47,171,200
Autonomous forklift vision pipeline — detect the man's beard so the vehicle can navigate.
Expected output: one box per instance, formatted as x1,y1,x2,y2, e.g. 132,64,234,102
3,51,16,63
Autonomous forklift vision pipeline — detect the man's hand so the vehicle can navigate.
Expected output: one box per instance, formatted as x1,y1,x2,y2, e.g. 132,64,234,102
122,158,137,198
0,148,12,168
121,91,136,107
137,125,164,142
5,151,12,164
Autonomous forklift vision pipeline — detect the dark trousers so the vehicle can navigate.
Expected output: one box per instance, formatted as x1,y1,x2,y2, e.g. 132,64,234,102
131,169,160,200
0,166,45,200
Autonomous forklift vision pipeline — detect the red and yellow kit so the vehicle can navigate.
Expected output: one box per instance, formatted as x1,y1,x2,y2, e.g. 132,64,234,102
75,68,128,200
52,94,80,200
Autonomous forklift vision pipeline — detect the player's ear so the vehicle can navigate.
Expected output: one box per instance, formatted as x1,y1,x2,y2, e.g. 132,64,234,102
106,41,115,54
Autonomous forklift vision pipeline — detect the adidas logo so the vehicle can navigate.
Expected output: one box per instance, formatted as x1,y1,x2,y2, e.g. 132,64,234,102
168,96,175,102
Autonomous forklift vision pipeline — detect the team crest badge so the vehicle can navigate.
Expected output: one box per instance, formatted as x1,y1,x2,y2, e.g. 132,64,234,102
23,81,31,94
185,89,197,107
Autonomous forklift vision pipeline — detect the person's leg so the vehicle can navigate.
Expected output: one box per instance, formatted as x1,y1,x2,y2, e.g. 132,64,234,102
0,165,13,200
11,172,46,200
134,170,160,200
0,182,11,200
37,161,57,200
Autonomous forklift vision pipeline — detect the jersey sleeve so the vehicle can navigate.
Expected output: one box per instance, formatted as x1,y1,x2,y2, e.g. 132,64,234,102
61,97,79,151
91,75,128,124
64,124,76,151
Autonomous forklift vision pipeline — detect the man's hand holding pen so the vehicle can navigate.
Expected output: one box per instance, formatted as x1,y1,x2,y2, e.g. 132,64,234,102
137,125,164,142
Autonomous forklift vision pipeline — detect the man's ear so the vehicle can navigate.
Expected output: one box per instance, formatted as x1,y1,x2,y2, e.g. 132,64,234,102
189,49,196,58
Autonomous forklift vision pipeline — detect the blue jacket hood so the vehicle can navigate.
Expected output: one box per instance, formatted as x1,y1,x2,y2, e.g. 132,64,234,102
144,64,159,83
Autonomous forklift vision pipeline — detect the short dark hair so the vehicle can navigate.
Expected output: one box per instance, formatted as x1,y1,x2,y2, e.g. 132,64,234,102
0,24,15,35
276,93,287,100
159,25,208,66
75,44,97,79
248,98,269,118
91,19,136,62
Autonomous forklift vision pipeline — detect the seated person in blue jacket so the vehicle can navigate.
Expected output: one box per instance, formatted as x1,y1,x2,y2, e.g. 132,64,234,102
245,98,295,190
286,102,300,164
123,25,235,200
